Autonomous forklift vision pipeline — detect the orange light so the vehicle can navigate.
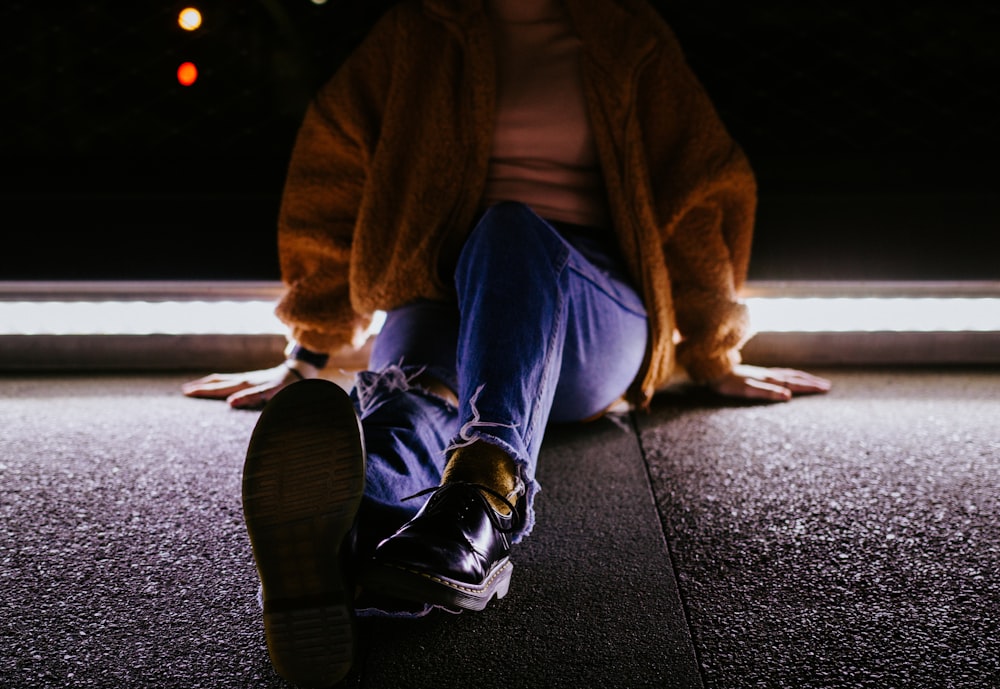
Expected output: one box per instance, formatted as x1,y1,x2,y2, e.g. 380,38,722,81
177,61,198,86
178,8,202,31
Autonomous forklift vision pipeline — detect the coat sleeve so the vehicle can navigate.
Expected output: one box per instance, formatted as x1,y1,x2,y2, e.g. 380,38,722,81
273,10,398,353
637,18,757,383
664,162,755,383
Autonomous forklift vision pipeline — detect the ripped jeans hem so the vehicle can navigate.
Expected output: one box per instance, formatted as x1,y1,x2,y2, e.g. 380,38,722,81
444,433,540,544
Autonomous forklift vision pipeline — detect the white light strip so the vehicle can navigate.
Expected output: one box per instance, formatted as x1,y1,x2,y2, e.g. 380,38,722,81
744,297,1000,333
0,297,996,336
0,301,284,335
0,301,388,336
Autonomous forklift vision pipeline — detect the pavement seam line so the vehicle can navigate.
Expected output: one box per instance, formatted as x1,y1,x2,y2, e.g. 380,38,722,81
628,411,708,689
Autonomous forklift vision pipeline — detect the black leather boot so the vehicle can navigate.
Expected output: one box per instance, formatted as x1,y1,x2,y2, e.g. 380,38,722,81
364,481,521,611
242,379,366,688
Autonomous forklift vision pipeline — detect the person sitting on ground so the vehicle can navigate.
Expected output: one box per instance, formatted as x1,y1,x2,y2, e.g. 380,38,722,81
183,0,831,686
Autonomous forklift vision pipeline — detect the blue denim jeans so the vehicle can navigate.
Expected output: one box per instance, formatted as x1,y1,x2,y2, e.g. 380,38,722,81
351,202,647,563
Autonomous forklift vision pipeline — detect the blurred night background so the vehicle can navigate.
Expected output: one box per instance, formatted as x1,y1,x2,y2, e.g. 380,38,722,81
2,0,998,281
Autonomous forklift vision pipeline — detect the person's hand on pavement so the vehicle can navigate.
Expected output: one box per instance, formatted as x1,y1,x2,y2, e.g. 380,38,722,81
708,364,832,402
182,362,316,409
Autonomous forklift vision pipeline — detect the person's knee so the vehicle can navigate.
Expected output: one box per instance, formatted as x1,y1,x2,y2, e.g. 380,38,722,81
469,201,549,249
481,200,536,227
460,201,559,273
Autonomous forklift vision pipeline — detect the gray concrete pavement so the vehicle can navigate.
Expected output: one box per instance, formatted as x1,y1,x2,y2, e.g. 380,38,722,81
639,369,1000,688
1,369,997,688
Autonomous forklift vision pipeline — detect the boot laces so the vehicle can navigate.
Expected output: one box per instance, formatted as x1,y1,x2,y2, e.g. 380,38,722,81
402,480,524,533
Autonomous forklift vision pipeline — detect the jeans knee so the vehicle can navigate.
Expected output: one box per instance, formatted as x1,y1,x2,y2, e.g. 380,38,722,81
470,202,549,249
482,200,535,224
460,201,563,277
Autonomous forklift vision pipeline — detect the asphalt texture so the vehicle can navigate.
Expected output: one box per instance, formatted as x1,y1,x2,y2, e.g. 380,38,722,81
2,368,998,688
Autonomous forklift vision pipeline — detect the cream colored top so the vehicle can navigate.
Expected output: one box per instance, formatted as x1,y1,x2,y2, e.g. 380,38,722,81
482,0,611,228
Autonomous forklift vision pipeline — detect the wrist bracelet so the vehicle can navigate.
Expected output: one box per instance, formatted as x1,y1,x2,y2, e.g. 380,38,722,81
286,343,330,369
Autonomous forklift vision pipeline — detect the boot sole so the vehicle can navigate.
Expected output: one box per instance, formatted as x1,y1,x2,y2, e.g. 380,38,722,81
365,557,513,612
242,379,365,688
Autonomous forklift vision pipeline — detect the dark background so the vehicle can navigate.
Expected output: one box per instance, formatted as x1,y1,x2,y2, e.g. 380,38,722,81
2,0,998,281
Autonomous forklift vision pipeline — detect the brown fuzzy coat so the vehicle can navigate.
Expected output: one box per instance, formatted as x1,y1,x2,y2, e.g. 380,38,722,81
275,0,756,407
